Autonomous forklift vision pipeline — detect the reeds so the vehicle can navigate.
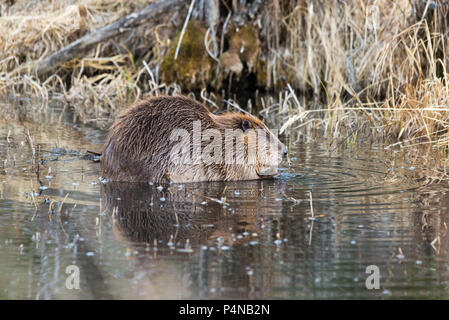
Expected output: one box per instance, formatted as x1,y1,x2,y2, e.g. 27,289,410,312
262,1,449,153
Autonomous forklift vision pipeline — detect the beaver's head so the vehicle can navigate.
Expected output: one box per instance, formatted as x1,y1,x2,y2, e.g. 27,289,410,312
209,113,287,181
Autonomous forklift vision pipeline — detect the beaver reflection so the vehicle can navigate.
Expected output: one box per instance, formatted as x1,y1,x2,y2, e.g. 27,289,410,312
101,180,286,298
101,179,285,248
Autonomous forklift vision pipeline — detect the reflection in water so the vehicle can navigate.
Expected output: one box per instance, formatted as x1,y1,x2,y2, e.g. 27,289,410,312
0,99,449,299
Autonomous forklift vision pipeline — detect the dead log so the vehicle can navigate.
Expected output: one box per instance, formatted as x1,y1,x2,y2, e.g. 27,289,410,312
34,0,184,76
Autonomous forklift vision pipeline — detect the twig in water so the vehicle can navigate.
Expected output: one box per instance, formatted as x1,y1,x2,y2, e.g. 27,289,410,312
57,195,70,238
308,191,314,217
281,191,301,204
308,191,314,246
188,189,229,205
30,192,39,209
58,193,70,215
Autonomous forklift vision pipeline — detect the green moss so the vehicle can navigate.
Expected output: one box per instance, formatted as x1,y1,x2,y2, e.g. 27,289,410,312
161,20,213,89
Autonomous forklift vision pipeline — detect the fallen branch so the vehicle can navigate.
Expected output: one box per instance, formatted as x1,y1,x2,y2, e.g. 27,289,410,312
34,0,184,76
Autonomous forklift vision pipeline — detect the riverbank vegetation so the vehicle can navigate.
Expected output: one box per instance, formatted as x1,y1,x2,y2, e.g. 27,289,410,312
1,0,449,180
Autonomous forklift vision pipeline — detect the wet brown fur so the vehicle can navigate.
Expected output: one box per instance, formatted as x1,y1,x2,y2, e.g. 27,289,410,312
101,95,283,182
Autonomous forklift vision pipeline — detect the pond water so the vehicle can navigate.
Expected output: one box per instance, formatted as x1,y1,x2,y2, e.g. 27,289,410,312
0,98,449,299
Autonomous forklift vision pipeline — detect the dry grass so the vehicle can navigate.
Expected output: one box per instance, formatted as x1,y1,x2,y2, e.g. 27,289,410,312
260,1,449,153
0,0,180,124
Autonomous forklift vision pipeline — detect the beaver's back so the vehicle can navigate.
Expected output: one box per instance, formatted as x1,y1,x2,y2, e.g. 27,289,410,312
101,95,213,182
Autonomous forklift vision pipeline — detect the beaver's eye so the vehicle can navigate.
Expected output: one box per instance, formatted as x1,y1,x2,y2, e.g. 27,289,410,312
241,119,251,132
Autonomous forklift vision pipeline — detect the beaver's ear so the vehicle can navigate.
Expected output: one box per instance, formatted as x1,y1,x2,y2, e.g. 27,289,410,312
241,119,251,132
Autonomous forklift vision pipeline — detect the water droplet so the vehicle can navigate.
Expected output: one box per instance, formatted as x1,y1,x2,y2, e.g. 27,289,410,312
382,289,391,296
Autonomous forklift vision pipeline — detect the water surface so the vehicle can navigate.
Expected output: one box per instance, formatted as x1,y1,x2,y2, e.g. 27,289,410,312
0,99,448,299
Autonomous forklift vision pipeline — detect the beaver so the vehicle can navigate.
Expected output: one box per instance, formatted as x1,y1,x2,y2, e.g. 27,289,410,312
101,95,286,183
